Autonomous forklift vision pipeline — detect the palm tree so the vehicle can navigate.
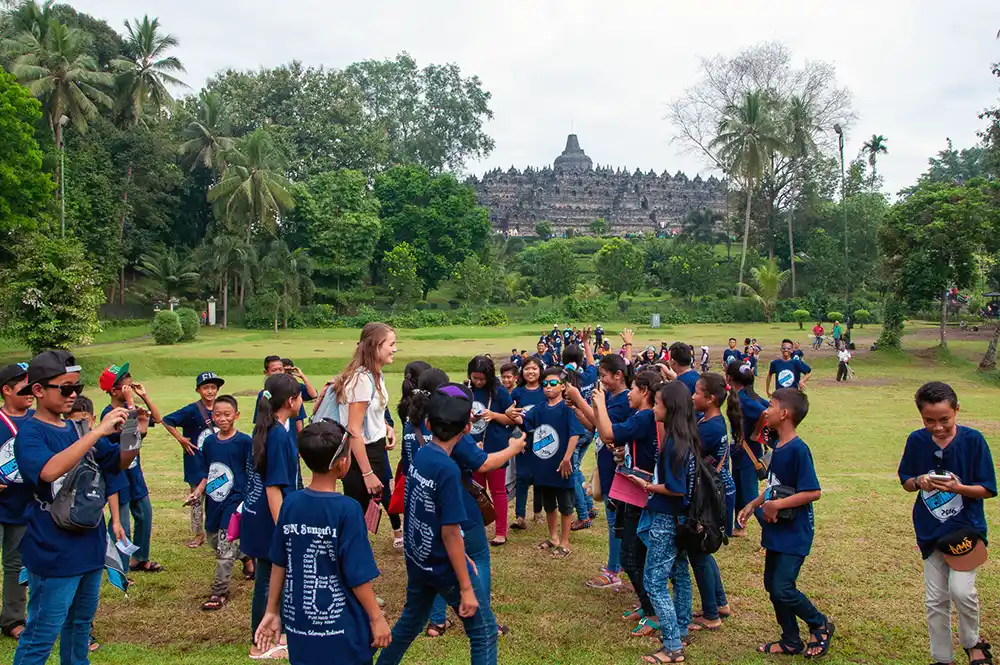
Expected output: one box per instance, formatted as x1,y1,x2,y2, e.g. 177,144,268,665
260,240,313,331
781,95,818,297
193,234,254,328
709,90,784,295
179,91,234,173
680,208,724,244
113,15,185,126
208,129,295,243
137,246,199,300
862,134,888,189
738,259,790,322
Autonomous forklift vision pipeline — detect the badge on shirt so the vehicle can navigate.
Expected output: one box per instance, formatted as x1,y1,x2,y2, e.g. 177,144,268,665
532,425,561,460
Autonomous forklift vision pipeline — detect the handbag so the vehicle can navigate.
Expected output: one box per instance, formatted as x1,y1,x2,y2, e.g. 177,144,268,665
387,462,406,516
463,477,497,526
765,484,798,521
365,495,383,534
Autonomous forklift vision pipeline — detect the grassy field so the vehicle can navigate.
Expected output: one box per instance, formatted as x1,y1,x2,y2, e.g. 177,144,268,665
0,321,998,664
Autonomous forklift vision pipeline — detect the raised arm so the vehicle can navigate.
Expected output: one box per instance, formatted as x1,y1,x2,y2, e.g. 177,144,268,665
40,409,127,483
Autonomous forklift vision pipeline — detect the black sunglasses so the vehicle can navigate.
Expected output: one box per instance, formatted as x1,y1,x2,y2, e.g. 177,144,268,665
41,383,84,397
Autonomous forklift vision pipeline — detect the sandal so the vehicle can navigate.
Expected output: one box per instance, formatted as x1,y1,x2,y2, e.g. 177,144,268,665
242,559,256,581
805,621,835,658
622,606,644,622
425,619,452,638
250,645,289,660
689,617,722,631
129,561,164,573
550,546,571,559
966,641,994,665
2,622,24,640
758,641,803,656
89,633,100,652
511,517,527,530
631,617,660,638
186,535,205,549
535,540,558,550
642,650,685,664
497,624,510,638
490,537,507,547
393,536,404,551
201,595,228,611
694,606,732,620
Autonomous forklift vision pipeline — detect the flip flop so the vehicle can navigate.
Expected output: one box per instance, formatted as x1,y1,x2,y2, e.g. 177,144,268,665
550,546,571,559
688,617,722,631
201,595,228,611
535,540,558,550
129,561,164,573
250,645,288,660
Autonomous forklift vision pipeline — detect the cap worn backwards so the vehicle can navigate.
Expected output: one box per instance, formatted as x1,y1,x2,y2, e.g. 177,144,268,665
426,382,473,426
18,351,81,396
0,362,29,387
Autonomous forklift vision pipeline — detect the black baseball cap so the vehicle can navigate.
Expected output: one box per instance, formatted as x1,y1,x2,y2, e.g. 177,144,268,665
936,528,988,572
18,351,81,396
0,362,29,387
196,371,225,389
427,382,473,428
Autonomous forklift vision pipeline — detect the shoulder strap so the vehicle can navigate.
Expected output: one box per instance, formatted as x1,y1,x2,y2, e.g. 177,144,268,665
195,401,213,426
0,410,17,436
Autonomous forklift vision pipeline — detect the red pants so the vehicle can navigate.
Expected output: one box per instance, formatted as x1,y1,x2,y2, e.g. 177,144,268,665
474,467,508,538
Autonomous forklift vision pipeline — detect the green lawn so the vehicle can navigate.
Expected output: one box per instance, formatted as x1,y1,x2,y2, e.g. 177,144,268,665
0,321,998,664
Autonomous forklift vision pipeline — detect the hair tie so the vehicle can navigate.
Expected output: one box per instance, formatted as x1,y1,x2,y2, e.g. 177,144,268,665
262,390,272,399
413,389,430,397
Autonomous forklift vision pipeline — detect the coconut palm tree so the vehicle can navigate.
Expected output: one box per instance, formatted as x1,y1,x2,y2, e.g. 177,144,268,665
208,129,295,243
862,134,888,189
260,240,313,331
680,208,725,245
738,259,790,322
137,246,199,300
113,15,185,126
193,234,254,327
781,95,819,298
709,90,784,295
179,91,234,173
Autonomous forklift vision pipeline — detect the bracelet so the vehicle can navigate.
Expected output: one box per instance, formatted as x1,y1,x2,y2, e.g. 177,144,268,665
362,470,375,478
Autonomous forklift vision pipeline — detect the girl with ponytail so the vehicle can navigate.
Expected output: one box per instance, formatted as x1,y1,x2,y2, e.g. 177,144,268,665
243,372,303,659
726,361,769,537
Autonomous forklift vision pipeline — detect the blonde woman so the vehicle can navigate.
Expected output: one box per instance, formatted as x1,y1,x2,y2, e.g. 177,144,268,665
330,323,397,514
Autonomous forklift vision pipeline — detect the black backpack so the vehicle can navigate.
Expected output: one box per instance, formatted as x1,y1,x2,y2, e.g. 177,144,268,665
43,420,107,532
676,452,728,555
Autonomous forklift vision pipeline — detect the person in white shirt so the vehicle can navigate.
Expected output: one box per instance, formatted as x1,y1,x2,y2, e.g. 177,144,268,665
836,348,852,382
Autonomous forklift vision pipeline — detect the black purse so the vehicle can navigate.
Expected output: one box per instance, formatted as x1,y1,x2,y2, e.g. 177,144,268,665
766,484,798,521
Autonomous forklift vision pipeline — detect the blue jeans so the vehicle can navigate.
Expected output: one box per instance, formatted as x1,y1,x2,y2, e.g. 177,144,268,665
113,508,131,571
572,434,594,520
733,463,762,525
763,550,826,650
251,558,274,641
514,475,543,519
377,567,497,665
605,499,622,573
690,552,727,620
129,495,153,563
724,491,735,538
13,568,102,665
429,523,494,627
644,512,692,653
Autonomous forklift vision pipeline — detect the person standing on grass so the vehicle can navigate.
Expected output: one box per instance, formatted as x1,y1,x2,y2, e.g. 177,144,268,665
162,371,225,549
99,363,165,574
766,340,812,397
811,323,824,351
510,357,546,530
898,381,996,665
12,351,136,665
722,338,743,368
565,335,599,531
331,323,397,516
832,321,843,349
726,363,768,537
836,347,852,382
243,373,303,660
669,342,699,396
0,362,33,642
791,342,804,360
254,420,391,665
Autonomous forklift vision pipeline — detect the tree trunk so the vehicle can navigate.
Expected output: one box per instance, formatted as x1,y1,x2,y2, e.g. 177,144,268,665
939,289,948,349
108,282,116,305
118,167,132,306
273,312,278,334
240,279,246,307
978,323,1000,371
222,270,229,329
737,185,752,296
55,122,62,200
788,200,796,298
119,265,125,306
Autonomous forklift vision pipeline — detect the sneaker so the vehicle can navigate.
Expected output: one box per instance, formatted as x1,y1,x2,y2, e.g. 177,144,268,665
570,519,592,531
586,569,622,589
533,514,545,524
511,517,527,530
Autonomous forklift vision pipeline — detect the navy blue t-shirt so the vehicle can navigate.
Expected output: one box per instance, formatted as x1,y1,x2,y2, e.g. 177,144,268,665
521,400,585,489
511,385,546,474
163,400,217,485
762,437,821,557
270,490,379,665
418,424,488,532
101,404,150,503
676,370,700,396
197,431,251,533
769,358,811,390
577,365,599,403
722,349,744,367
612,409,658,475
898,426,997,558
698,416,734,495
791,350,805,360
253,384,313,425
15,417,127,577
732,391,768,470
404,443,468,585
597,390,633,495
0,410,35,525
400,422,422,474
470,386,513,456
649,437,689,515
242,424,299,560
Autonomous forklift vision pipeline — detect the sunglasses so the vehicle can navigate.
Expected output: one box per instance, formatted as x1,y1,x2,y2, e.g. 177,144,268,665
541,379,564,388
41,383,84,397
329,430,350,470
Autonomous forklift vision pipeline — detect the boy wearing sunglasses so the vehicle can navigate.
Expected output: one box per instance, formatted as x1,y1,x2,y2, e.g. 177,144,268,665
12,351,136,665
507,367,586,560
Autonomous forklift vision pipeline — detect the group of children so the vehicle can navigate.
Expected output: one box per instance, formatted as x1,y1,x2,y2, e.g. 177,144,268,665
0,319,992,665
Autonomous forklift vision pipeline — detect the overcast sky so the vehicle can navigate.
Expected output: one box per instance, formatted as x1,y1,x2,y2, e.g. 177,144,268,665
73,0,1000,195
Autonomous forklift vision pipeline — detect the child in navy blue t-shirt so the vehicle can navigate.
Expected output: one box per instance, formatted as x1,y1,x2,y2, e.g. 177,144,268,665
188,395,254,610
467,356,515,546
766,339,812,397
897,382,995,665
737,389,833,658
510,357,546,529
726,362,768,536
255,419,389,665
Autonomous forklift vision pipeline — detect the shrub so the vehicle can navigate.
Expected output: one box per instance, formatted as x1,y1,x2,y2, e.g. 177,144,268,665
338,305,381,329
175,307,199,342
853,309,871,327
304,304,338,328
151,310,183,345
452,306,476,326
387,310,422,329
617,298,632,314
827,311,845,322
530,307,561,324
448,299,461,310
659,305,691,325
651,288,663,298
418,311,451,327
792,309,811,330
529,296,541,306
478,308,509,327
515,298,530,308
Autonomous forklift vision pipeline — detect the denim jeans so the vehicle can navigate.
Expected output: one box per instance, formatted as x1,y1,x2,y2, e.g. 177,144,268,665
13,568,102,665
250,558,274,641
617,502,652,616
129,495,153,563
724,491,735,538
377,567,497,665
690,552,727,620
571,433,594,519
644,512,692,654
515,476,543,519
733,463,762,525
0,523,26,633
429,523,494,628
605,498,622,573
114,507,132,571
763,550,826,650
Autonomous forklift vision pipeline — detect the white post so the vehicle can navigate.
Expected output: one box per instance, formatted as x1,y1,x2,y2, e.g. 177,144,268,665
207,297,217,326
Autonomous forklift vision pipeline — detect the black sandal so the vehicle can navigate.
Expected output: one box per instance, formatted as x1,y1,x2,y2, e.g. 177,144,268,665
758,641,804,656
2,621,24,640
966,641,994,665
805,621,835,659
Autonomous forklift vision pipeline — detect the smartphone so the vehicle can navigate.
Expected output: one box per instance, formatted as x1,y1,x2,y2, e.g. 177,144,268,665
119,409,142,453
928,471,953,482
615,466,653,483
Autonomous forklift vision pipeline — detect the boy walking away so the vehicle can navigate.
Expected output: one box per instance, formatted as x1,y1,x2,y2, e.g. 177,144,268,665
738,388,834,658
12,351,136,665
766,340,811,397
99,363,165,573
255,419,390,665
0,362,33,641
163,371,225,549
898,382,995,665
377,384,498,665
187,395,254,611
